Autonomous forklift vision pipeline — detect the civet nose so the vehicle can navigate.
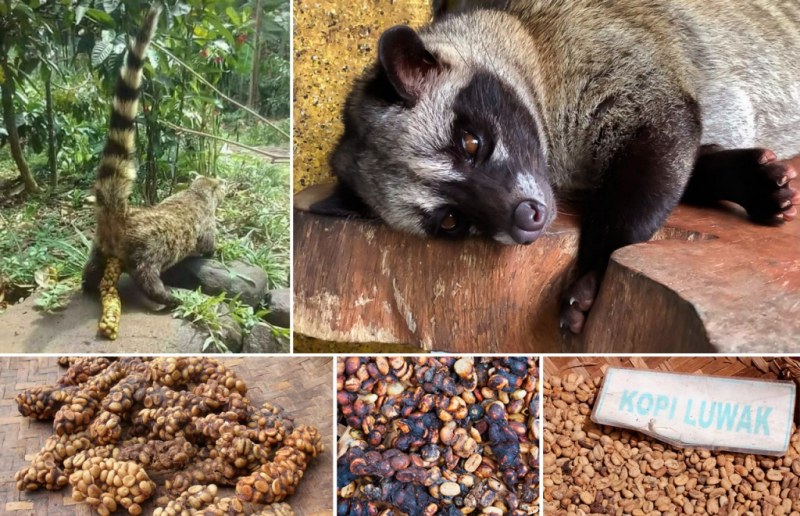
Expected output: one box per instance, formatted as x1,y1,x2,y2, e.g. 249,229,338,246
510,200,546,244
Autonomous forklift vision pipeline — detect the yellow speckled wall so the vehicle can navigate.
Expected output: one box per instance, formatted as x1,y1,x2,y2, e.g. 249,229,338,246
293,0,431,192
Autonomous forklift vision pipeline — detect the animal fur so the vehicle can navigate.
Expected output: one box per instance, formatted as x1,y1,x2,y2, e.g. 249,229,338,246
315,0,800,335
83,6,225,307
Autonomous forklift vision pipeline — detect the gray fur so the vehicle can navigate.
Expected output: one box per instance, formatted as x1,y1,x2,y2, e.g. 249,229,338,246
331,0,800,239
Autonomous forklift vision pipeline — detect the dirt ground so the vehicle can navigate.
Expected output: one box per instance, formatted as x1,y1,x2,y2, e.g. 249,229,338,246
0,276,213,353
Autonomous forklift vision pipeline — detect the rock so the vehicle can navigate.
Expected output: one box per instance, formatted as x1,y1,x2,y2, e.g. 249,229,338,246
162,258,268,307
264,288,291,328
175,321,213,352
209,305,244,353
175,304,243,353
243,323,290,353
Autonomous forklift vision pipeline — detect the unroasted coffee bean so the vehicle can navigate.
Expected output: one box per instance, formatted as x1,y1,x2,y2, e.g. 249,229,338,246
15,452,68,492
153,483,218,515
68,457,155,515
165,457,241,494
236,425,324,504
117,437,197,472
89,411,122,445
254,502,295,516
543,371,800,515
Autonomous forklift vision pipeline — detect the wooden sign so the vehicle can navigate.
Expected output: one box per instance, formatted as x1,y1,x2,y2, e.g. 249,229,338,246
592,368,796,456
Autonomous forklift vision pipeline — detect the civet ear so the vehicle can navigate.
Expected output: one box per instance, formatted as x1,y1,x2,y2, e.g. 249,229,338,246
378,25,440,104
304,182,376,219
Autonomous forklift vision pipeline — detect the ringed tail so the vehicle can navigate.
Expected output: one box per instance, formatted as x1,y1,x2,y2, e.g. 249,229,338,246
94,5,161,219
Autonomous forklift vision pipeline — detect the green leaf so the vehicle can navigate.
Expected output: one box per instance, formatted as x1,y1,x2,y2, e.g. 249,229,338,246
15,90,29,105
85,8,114,25
12,3,35,20
262,19,285,36
209,18,233,44
193,25,208,38
74,227,92,252
225,6,240,25
91,40,112,67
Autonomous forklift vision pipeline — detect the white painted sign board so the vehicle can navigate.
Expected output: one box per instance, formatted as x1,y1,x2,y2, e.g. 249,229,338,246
592,368,796,456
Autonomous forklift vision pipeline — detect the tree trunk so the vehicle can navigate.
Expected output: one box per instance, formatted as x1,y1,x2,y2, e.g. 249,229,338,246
45,73,57,190
0,58,39,194
248,0,263,110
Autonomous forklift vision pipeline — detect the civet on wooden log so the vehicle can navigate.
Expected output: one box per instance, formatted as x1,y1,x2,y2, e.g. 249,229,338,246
295,156,800,353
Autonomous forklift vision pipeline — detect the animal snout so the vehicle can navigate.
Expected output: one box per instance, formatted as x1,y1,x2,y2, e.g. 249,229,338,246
510,200,546,244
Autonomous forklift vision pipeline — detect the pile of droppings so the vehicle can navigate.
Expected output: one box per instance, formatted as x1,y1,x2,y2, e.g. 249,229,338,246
15,357,323,515
337,356,540,515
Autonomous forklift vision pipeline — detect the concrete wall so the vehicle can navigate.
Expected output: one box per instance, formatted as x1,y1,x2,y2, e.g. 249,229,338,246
292,0,431,192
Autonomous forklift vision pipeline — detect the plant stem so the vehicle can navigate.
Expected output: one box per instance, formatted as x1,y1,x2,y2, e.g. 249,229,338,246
248,0,263,110
161,121,288,162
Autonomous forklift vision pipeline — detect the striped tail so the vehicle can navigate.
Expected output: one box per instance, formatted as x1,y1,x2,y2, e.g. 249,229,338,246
94,6,160,220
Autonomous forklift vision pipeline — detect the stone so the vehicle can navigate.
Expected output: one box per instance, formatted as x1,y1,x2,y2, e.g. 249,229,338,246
264,288,291,328
177,303,243,353
162,258,268,308
243,323,290,353
213,306,244,353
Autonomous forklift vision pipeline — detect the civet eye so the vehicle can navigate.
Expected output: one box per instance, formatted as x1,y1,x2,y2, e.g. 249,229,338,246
440,211,458,231
461,131,480,157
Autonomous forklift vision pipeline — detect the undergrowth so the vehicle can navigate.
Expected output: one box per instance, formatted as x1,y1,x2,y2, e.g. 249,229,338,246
0,120,290,326
172,288,289,352
216,153,290,290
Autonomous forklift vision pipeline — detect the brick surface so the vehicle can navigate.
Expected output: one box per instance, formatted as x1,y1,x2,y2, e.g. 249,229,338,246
0,357,334,515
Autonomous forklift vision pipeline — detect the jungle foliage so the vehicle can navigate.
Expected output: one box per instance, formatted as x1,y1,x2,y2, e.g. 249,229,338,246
0,0,290,316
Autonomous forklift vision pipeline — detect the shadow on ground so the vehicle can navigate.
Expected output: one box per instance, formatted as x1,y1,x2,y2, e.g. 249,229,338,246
0,276,205,353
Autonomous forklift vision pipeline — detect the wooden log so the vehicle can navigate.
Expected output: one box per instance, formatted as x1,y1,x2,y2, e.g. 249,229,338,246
294,205,575,352
584,202,800,353
293,159,800,352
